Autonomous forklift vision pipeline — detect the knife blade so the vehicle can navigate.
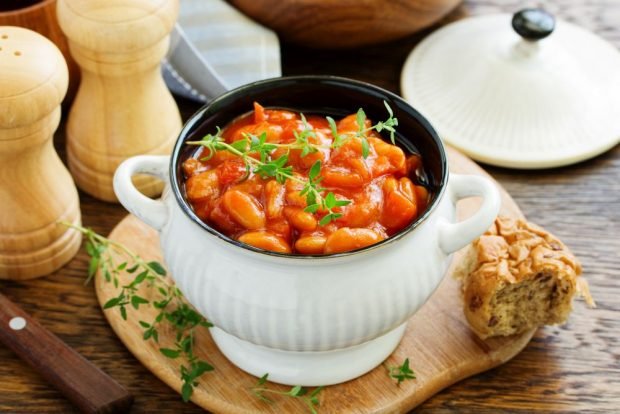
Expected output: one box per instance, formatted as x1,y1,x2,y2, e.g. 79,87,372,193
167,23,229,102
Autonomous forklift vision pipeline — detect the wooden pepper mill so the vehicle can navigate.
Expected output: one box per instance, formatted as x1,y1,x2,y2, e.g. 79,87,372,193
0,26,81,280
57,0,182,202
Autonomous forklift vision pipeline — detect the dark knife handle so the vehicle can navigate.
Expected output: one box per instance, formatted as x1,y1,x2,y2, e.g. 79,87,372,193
0,292,133,414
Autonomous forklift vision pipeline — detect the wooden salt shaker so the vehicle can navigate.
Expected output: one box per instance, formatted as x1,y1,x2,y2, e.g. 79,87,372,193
0,26,81,280
57,0,182,202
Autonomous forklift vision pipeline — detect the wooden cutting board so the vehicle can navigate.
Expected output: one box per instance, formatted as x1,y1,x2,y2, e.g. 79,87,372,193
96,147,534,413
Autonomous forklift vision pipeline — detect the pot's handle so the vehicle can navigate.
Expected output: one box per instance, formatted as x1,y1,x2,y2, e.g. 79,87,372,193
113,155,170,231
438,174,501,254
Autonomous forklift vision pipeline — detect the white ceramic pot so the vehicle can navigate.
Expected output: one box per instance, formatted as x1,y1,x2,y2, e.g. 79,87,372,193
113,76,501,386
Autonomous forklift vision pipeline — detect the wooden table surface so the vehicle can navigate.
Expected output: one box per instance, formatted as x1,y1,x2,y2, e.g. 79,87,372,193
1,0,618,413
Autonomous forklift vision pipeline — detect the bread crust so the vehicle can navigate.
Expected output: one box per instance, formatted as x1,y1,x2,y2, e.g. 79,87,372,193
460,216,592,339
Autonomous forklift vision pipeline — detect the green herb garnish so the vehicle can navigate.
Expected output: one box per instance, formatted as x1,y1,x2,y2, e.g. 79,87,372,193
251,374,324,414
187,101,398,225
374,100,399,144
62,222,213,402
330,102,398,152
388,358,416,385
295,113,320,158
188,133,347,225
65,222,327,408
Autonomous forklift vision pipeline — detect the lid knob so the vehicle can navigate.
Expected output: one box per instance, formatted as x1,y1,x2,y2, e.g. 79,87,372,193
512,9,555,40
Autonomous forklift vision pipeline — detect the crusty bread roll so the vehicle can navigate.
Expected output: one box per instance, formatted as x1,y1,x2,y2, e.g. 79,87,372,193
459,216,594,339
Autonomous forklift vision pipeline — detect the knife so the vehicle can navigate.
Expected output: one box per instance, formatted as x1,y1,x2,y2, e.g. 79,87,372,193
0,292,133,414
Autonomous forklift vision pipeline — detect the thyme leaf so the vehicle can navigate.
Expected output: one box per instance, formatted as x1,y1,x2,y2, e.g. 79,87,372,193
388,358,416,385
251,373,324,414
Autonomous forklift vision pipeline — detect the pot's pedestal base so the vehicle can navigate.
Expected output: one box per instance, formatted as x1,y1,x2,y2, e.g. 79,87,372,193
210,323,407,386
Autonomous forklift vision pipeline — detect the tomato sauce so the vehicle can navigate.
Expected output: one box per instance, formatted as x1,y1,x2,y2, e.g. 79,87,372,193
182,103,430,255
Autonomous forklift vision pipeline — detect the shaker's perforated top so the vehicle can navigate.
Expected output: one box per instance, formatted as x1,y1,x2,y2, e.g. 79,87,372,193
0,26,68,129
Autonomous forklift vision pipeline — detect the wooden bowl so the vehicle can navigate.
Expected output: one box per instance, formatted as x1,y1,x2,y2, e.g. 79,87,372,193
229,0,463,49
0,0,79,102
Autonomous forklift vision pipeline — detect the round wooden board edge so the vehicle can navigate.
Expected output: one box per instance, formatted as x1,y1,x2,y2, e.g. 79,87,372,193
95,146,536,413
93,235,250,414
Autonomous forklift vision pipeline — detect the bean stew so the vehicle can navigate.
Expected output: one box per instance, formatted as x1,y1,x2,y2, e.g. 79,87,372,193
182,103,430,255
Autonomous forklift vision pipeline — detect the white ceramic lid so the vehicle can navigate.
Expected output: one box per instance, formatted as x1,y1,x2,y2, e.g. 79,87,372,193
401,9,620,169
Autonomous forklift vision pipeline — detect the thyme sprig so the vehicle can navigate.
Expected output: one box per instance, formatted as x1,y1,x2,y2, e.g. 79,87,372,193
388,358,416,385
187,132,350,225
328,100,399,156
186,102,398,225
295,113,321,157
61,222,213,402
159,326,214,401
63,222,328,407
252,374,324,414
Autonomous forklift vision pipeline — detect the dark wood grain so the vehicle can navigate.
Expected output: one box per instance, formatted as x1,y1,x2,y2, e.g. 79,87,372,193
1,0,618,412
228,0,460,48
0,293,133,414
